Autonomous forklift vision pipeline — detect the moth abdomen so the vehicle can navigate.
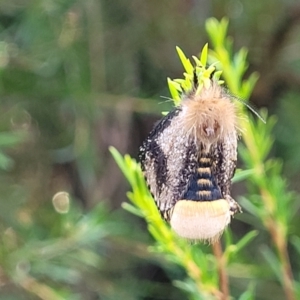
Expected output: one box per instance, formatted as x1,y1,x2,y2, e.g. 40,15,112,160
168,151,232,242
170,199,230,242
183,154,222,202
197,179,213,189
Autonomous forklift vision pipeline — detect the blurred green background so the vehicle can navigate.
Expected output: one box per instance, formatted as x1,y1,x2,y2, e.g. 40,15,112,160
0,0,299,299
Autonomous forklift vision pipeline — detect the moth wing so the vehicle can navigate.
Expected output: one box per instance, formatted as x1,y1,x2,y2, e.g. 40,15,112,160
213,132,238,198
140,109,198,217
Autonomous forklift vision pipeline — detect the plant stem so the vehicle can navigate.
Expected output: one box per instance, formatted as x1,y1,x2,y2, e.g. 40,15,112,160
277,238,296,300
242,127,296,300
266,218,296,300
212,240,229,300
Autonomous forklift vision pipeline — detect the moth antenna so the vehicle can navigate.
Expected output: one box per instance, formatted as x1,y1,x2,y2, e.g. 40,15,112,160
232,95,266,124
159,95,175,101
159,95,176,104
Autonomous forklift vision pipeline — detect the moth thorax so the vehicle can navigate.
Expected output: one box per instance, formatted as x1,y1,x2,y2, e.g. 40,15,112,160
181,83,238,144
198,118,221,142
170,199,231,242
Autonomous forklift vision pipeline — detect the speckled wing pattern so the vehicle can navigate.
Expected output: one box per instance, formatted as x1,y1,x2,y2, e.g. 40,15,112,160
139,109,238,220
212,134,237,200
139,109,198,215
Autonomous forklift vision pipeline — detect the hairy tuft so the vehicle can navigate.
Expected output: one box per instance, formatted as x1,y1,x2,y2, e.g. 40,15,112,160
180,83,238,144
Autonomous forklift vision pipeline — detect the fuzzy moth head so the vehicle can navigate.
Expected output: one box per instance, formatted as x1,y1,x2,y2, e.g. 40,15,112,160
170,199,231,242
180,82,238,144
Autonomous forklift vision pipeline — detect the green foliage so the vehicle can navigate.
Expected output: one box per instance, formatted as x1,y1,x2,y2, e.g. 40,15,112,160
167,44,223,106
110,148,218,298
0,198,122,299
206,18,298,299
0,1,299,299
110,147,257,299
206,18,259,100
112,17,299,300
0,131,25,170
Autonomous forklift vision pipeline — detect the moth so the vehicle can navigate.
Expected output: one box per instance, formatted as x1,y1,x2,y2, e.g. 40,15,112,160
139,77,242,242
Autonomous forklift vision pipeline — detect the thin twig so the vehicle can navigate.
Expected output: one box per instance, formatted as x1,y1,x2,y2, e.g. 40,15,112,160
277,238,296,300
267,218,296,300
212,240,229,300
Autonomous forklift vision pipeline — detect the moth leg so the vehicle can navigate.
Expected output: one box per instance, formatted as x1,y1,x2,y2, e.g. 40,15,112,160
225,195,242,215
162,207,174,222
